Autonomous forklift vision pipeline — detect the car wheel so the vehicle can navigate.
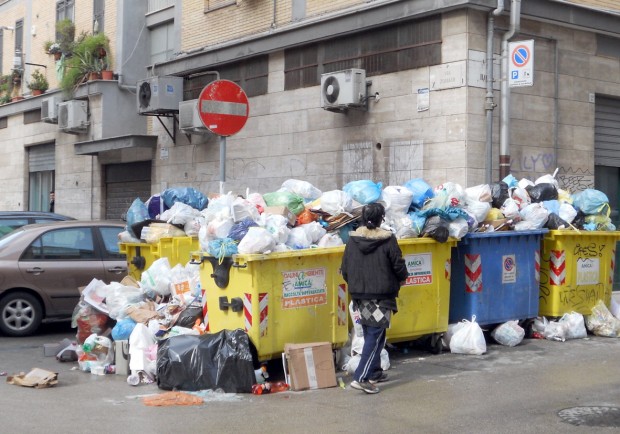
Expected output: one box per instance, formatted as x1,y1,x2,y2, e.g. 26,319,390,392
0,292,43,337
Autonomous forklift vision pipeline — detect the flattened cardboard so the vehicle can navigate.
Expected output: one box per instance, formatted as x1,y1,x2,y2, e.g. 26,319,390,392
7,368,58,388
284,342,336,391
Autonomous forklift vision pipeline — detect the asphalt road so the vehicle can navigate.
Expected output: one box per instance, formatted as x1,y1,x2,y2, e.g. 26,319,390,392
1,321,619,434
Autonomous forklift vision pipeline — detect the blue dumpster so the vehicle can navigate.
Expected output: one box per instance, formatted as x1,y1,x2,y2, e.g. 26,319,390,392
449,230,547,326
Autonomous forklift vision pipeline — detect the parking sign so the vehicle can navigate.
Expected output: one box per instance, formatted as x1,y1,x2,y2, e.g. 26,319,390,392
509,40,534,87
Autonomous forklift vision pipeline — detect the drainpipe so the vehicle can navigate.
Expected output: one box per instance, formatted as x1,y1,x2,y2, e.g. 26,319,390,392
499,0,521,180
485,1,504,184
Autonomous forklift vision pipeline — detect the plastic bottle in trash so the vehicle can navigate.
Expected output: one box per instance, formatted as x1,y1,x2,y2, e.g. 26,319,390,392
254,365,269,384
266,381,289,393
251,383,268,395
127,372,140,386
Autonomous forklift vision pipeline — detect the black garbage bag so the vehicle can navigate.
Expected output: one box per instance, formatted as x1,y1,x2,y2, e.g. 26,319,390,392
525,183,558,202
545,213,569,230
572,210,587,229
490,182,509,209
157,329,255,393
173,304,204,328
420,215,450,243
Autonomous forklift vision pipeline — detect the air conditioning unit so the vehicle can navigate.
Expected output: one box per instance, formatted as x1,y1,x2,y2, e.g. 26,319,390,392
137,76,184,115
58,100,89,134
41,96,62,124
320,68,366,111
179,99,211,135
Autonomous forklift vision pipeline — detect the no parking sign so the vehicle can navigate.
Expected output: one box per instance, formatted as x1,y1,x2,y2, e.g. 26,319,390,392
509,40,534,88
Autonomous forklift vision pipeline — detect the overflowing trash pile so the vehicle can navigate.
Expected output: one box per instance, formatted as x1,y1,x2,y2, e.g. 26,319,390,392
118,171,617,261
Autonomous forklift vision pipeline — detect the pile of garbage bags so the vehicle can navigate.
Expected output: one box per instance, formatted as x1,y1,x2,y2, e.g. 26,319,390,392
118,171,616,257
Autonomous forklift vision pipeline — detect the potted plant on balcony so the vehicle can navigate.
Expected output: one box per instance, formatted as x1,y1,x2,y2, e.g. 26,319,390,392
0,74,11,104
60,32,112,96
44,41,62,61
56,18,76,56
27,69,49,96
10,69,23,102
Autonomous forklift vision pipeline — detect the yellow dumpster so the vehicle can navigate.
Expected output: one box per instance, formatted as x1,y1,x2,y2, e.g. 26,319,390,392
387,238,456,353
539,230,620,316
120,237,199,280
193,246,350,362
193,237,455,360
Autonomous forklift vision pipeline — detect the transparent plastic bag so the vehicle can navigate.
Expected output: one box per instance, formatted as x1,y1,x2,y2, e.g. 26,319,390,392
559,312,587,339
449,316,486,355
237,226,276,254
491,320,524,347
280,179,322,201
585,300,620,337
140,257,172,297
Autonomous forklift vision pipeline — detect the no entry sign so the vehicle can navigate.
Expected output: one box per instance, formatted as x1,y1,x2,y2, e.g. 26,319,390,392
198,80,249,136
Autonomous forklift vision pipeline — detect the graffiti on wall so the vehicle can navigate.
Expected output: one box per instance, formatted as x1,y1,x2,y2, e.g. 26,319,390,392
514,149,594,192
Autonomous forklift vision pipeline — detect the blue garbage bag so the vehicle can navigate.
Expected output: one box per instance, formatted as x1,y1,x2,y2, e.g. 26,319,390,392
228,218,258,242
126,198,150,238
162,187,209,211
572,189,609,215
404,179,435,209
112,318,137,341
343,180,382,205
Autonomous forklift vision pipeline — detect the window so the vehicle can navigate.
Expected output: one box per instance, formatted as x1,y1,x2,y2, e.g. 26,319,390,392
0,219,29,237
93,0,105,34
284,15,442,90
22,228,95,260
184,55,268,99
15,19,23,69
99,227,125,259
0,30,3,75
205,0,235,12
150,21,174,64
28,144,55,212
56,0,75,22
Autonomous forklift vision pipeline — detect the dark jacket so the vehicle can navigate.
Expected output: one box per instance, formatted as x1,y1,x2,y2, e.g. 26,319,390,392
341,227,409,301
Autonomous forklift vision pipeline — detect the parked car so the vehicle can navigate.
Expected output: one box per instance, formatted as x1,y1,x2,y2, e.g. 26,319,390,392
0,211,75,237
0,220,127,336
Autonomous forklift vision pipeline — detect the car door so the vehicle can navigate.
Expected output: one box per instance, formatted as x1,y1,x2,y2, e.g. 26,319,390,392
18,226,107,317
96,225,128,283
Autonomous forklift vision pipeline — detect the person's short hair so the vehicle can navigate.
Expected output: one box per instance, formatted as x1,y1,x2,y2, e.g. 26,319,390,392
362,203,385,229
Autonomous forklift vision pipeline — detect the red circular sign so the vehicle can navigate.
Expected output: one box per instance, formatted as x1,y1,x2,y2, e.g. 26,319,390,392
198,80,249,136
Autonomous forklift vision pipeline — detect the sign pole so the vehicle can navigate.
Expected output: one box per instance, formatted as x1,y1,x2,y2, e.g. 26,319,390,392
219,135,226,195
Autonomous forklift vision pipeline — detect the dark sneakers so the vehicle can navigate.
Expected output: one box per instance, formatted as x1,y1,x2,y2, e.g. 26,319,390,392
350,380,380,394
369,372,389,385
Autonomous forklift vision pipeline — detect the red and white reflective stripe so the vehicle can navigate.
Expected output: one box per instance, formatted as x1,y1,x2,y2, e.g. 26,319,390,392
445,258,451,280
610,249,616,285
243,293,252,332
549,250,566,286
337,284,347,326
258,293,268,337
202,301,210,332
465,254,482,293
535,250,540,283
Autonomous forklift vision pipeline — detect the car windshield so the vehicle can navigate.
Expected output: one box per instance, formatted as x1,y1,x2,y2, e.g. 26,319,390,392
0,228,26,250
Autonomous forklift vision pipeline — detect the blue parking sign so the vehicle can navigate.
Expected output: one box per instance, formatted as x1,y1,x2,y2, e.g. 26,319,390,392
511,71,519,79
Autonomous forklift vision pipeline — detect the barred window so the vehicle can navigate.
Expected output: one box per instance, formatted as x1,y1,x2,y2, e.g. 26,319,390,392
183,55,268,99
285,15,442,90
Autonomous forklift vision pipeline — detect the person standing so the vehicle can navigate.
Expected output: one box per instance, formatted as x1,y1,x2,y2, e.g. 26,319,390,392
49,191,55,213
341,202,409,394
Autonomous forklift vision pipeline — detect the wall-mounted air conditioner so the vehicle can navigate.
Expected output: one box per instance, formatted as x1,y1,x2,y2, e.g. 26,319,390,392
58,100,89,134
41,96,62,124
179,99,211,135
320,68,366,111
137,76,184,115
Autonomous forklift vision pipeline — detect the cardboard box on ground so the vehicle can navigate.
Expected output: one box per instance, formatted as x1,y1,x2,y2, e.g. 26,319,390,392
283,342,337,391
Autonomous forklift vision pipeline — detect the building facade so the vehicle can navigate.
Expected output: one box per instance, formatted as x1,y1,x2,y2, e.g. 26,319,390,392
0,0,618,222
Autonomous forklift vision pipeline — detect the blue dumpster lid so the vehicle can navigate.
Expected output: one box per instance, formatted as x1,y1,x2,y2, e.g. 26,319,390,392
463,229,548,240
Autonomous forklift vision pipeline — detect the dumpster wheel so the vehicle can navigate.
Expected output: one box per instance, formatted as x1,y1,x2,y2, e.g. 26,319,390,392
429,333,443,355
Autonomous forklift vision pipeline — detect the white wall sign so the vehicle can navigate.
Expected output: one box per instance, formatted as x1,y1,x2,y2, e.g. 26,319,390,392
509,40,534,88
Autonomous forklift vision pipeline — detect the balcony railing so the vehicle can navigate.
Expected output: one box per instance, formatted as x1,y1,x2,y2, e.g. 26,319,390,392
147,0,175,14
